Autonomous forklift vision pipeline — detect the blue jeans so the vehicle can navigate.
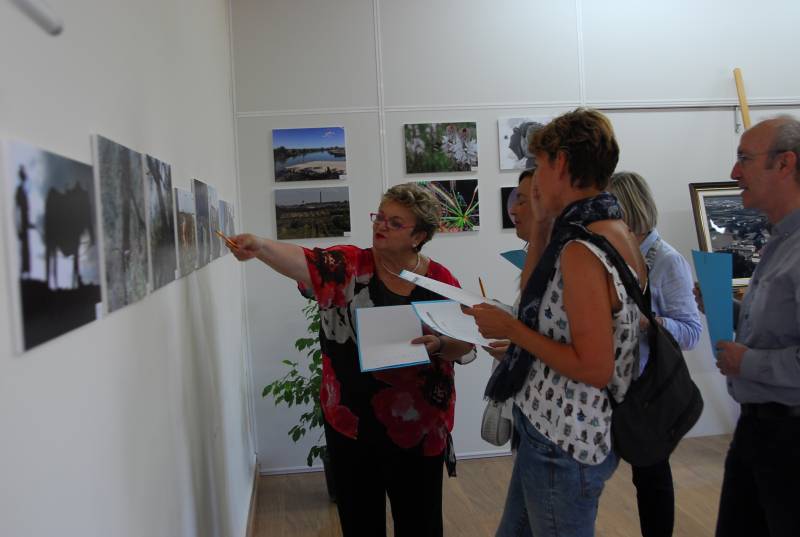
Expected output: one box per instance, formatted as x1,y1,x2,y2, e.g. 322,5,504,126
496,406,619,537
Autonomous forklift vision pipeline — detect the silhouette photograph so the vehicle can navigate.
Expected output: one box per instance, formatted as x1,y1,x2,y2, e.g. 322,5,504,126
174,188,198,277
5,140,101,351
192,179,211,267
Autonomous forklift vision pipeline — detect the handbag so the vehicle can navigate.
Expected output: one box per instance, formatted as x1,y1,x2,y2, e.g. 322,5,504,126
570,224,704,466
480,400,512,446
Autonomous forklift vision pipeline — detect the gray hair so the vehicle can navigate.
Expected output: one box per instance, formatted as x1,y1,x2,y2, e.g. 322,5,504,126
767,115,800,178
608,171,658,235
381,183,441,251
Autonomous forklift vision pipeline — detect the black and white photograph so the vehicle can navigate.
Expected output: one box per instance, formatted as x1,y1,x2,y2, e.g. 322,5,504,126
175,188,198,277
4,140,101,351
689,181,770,286
219,200,236,255
94,135,149,313
145,155,177,290
275,187,350,240
192,179,210,267
497,116,550,171
208,184,221,260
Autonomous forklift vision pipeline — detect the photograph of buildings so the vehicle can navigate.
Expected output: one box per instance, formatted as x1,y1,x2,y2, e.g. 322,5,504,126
274,186,350,240
272,127,346,182
4,140,101,351
404,122,478,174
95,135,149,313
145,155,177,290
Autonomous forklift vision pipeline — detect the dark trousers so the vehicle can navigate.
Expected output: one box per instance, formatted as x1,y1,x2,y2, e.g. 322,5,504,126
631,459,674,537
324,422,444,537
715,415,800,537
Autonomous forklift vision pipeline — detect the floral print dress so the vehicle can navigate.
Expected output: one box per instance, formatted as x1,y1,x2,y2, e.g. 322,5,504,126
298,245,474,456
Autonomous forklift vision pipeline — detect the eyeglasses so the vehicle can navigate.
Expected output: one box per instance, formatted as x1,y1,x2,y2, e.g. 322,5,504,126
736,149,788,165
370,212,415,231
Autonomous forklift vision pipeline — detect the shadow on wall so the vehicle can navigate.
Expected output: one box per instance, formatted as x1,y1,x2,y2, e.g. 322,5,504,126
178,271,231,537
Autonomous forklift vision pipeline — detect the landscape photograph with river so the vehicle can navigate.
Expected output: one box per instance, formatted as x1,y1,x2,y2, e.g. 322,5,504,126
272,127,346,182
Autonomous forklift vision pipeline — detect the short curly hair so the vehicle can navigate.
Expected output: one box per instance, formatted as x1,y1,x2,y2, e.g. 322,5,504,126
381,183,441,251
529,108,619,190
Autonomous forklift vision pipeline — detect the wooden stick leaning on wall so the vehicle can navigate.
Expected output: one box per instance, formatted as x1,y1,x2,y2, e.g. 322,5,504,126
733,67,752,130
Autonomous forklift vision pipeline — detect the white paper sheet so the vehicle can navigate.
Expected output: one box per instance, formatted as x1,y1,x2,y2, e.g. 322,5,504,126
355,304,430,372
411,300,495,347
398,270,486,307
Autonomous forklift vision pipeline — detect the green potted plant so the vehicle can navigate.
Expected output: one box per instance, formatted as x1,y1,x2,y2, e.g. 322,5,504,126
262,298,335,500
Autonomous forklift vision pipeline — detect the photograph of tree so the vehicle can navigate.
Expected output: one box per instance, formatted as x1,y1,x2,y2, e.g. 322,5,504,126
95,135,149,313
174,188,197,277
145,155,176,290
272,127,346,182
416,179,479,232
404,122,478,174
4,140,101,352
497,116,550,171
500,186,517,229
274,187,350,240
192,179,210,267
208,184,221,260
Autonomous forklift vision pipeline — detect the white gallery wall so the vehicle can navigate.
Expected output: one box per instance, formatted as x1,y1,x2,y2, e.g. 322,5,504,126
232,0,800,473
0,2,255,537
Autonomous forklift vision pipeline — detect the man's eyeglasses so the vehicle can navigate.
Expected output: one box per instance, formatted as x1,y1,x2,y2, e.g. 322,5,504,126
370,212,415,231
736,149,788,165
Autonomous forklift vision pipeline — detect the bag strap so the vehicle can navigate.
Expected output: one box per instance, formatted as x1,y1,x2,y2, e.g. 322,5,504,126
567,224,656,408
568,224,655,325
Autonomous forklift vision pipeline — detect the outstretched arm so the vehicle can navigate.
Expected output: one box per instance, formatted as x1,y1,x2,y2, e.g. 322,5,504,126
228,233,311,288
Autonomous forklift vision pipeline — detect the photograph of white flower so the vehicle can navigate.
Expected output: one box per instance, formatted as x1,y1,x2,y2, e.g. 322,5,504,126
404,122,478,174
497,116,550,171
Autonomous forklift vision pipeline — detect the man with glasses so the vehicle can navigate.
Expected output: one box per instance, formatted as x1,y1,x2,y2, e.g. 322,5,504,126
709,116,800,536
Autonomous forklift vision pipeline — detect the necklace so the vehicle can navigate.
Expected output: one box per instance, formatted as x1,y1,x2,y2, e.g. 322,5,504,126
381,252,421,277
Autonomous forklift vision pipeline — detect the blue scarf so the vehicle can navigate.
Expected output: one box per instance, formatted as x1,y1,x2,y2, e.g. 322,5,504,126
485,191,623,401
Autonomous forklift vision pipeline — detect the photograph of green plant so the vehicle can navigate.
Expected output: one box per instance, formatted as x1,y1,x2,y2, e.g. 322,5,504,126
417,179,479,232
404,122,478,174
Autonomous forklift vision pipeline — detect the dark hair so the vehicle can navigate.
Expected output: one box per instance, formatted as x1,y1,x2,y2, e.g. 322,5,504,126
529,108,619,190
518,168,535,184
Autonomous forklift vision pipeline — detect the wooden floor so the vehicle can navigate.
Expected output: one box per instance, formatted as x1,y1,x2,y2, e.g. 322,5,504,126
253,434,730,537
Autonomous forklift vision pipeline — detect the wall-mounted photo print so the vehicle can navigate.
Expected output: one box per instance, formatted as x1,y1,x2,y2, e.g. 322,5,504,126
272,127,346,182
4,140,101,352
192,179,210,267
174,188,197,277
145,155,176,290
404,122,478,174
689,181,770,286
500,186,517,229
497,116,550,171
94,135,149,313
207,184,221,260
218,200,236,255
417,179,479,232
274,187,350,240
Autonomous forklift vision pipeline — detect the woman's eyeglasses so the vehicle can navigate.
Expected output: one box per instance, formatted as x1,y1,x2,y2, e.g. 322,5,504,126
370,212,415,231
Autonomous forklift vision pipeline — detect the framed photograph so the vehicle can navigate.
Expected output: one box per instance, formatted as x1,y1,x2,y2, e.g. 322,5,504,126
500,186,517,229
272,127,346,182
404,122,478,174
416,179,479,232
497,116,550,171
689,181,770,286
274,186,350,240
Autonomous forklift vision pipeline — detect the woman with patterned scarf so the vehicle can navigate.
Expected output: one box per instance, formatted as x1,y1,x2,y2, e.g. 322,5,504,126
467,109,647,537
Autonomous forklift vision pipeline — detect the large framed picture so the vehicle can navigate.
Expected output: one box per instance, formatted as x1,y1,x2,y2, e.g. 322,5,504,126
689,181,770,287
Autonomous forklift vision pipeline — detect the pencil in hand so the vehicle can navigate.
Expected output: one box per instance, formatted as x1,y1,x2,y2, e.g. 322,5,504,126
215,229,238,250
